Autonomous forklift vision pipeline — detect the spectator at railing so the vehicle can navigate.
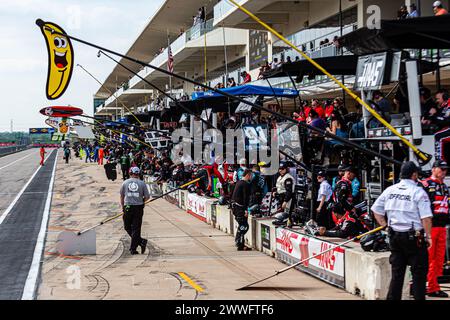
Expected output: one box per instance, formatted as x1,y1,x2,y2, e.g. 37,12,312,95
311,99,325,119
271,58,281,69
407,4,420,18
397,5,409,19
227,77,237,87
433,1,448,16
240,71,252,85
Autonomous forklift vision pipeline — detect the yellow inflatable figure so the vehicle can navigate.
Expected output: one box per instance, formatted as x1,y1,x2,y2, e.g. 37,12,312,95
36,19,74,100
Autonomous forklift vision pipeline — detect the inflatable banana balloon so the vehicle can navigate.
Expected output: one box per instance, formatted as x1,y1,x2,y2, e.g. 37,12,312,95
36,19,74,100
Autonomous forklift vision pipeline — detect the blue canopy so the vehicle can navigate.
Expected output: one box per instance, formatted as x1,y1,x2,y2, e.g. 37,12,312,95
191,84,299,100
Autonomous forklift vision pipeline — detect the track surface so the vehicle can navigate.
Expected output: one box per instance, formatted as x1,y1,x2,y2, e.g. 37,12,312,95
0,149,57,299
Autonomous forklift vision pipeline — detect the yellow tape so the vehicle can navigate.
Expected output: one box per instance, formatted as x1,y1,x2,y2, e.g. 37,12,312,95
178,272,204,292
227,0,428,162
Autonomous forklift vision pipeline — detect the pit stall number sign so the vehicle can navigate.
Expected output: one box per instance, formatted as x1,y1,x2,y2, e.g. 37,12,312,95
354,52,390,91
276,228,346,288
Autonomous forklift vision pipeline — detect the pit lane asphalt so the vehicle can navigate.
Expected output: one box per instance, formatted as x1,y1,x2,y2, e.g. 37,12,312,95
0,148,57,299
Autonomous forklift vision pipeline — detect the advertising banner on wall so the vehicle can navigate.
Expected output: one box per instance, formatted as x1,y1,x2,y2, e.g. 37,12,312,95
276,228,346,288
186,193,208,222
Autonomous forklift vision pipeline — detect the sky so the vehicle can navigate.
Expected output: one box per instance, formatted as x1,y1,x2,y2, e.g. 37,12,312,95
0,0,165,132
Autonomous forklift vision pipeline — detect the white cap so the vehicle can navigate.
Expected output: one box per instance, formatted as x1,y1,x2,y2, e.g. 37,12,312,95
433,1,442,7
238,158,246,165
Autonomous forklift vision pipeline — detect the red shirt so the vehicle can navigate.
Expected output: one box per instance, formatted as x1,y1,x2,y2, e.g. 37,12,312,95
325,105,334,118
436,8,448,16
242,74,252,84
313,106,325,118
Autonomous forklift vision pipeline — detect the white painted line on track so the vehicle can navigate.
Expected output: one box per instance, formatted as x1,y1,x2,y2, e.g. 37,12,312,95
22,149,58,300
0,149,55,226
0,150,35,171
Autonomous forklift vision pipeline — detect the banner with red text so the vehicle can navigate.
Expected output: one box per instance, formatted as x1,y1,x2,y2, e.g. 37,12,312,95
276,228,346,288
186,193,207,222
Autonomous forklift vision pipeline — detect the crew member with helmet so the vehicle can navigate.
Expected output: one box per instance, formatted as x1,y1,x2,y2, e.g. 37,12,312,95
419,160,450,298
372,161,433,300
273,163,296,227
120,166,151,255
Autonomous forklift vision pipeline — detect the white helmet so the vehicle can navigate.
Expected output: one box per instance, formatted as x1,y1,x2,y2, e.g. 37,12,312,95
433,1,442,7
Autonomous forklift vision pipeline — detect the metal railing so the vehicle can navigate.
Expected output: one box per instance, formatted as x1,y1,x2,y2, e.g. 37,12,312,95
186,18,214,41
214,0,246,25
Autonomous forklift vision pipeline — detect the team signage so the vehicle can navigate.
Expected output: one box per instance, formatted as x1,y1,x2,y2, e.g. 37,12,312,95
261,224,271,250
29,128,55,134
186,193,207,222
354,52,392,91
276,228,346,288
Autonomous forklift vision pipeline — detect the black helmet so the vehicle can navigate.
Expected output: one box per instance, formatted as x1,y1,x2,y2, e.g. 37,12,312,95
217,196,228,206
360,232,389,252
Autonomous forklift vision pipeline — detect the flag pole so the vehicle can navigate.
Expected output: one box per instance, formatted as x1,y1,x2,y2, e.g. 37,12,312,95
167,30,172,98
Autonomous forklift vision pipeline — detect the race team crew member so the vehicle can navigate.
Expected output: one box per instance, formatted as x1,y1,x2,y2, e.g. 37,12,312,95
231,169,252,251
273,163,296,226
372,161,433,300
120,167,151,255
332,166,358,225
419,160,450,298
318,208,365,239
40,146,46,166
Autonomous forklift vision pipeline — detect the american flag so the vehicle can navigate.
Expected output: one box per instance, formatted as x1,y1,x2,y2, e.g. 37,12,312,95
167,44,174,73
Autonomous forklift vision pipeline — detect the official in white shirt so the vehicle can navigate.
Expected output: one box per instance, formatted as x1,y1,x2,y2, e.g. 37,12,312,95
314,171,333,228
372,161,433,300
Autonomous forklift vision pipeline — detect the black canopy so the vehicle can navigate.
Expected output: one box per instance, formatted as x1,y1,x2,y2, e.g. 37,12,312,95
264,55,359,80
338,15,450,55
264,54,437,81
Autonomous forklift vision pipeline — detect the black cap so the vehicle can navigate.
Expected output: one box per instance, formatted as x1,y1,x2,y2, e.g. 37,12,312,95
433,159,450,169
338,164,347,171
400,161,419,179
317,170,327,177
343,166,358,174
279,162,289,170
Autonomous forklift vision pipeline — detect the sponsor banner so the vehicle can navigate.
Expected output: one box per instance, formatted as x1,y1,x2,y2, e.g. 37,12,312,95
29,128,55,134
211,204,217,227
186,193,207,222
261,224,271,250
164,182,179,206
276,228,345,288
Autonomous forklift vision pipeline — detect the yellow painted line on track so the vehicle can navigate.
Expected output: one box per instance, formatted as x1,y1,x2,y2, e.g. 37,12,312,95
178,272,204,293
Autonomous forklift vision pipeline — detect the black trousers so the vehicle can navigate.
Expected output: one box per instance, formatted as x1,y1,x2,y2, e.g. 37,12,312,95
233,207,249,249
121,165,130,180
387,231,429,300
313,201,333,229
123,205,145,251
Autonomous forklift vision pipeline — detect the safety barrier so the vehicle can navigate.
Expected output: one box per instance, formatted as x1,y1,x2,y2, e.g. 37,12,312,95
0,145,30,157
157,183,411,300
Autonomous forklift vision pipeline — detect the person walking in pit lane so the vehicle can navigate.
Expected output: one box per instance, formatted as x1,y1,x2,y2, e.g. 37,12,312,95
120,167,150,255
372,161,433,300
231,169,252,251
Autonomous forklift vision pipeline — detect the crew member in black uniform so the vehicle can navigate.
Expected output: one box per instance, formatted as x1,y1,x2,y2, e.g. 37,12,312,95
332,166,358,223
231,169,252,251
